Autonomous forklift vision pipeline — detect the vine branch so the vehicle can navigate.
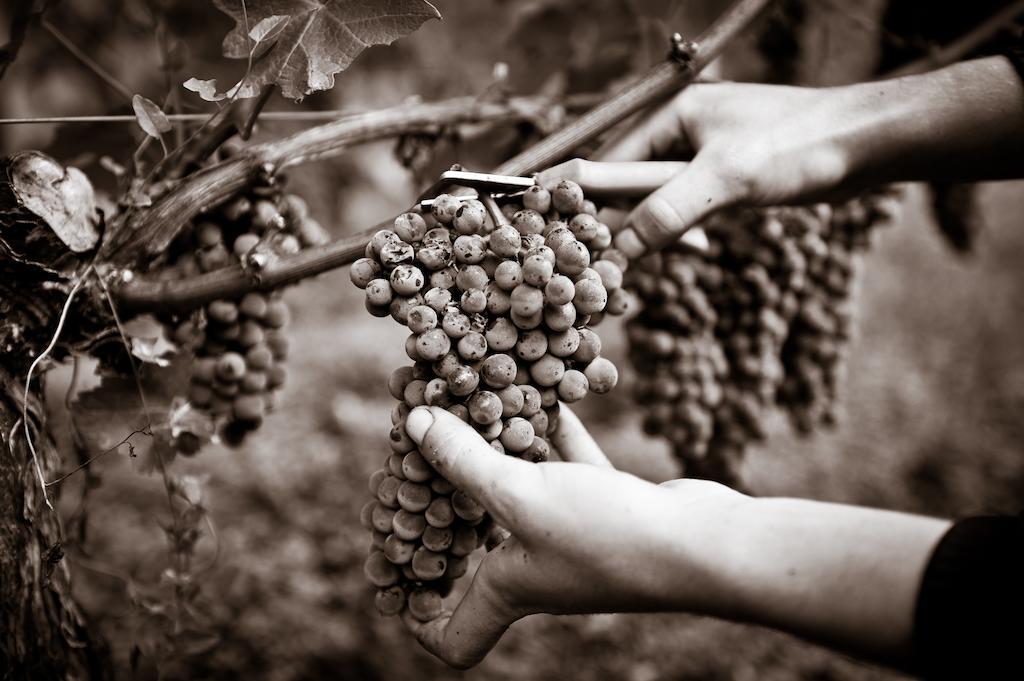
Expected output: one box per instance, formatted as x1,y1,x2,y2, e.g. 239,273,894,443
113,0,774,312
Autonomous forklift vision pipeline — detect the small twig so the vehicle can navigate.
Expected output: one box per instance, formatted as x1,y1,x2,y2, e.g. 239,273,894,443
45,428,152,488
42,18,133,102
22,271,89,510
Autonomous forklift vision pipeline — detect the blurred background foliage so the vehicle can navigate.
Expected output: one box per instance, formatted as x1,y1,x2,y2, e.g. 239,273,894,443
2,1,1023,679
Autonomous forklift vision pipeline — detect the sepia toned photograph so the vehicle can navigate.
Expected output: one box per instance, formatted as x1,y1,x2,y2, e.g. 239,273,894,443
1,1,1022,679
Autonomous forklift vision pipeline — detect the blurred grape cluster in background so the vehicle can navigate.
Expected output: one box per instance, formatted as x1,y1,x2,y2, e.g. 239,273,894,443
3,1,1023,679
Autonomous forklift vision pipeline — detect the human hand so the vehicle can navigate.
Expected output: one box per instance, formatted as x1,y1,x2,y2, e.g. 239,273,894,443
537,81,853,257
400,404,748,669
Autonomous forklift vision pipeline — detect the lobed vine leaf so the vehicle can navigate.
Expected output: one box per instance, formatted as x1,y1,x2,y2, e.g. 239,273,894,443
213,0,442,100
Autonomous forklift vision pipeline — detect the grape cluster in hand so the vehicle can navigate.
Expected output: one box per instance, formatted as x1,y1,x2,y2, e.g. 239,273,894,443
354,180,626,620
162,181,328,452
626,197,891,485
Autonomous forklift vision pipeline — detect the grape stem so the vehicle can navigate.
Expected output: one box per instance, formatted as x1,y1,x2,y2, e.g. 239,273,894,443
113,0,774,313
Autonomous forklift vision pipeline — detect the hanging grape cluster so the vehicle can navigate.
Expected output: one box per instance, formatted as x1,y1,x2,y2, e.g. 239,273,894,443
160,177,329,452
354,180,626,620
625,197,892,485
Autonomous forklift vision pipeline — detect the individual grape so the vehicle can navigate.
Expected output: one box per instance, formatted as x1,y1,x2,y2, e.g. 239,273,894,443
481,354,517,388
397,481,432,513
431,194,461,225
455,264,489,291
453,200,487,235
551,179,584,214
557,369,589,403
584,357,619,395
366,279,394,307
375,586,406,616
408,587,443,622
544,274,575,305
522,185,551,213
416,329,451,361
467,390,503,425
543,302,576,332
394,212,427,243
556,240,591,276
365,551,401,587
485,318,518,351
529,354,565,387
496,385,524,417
499,417,534,453
511,209,545,236
447,364,480,396
494,260,523,290
488,224,521,259
548,327,580,358
510,284,544,317
425,497,454,528
392,507,427,541
460,288,487,314
421,525,453,552
384,534,416,564
515,329,548,361
569,213,599,242
454,234,487,264
406,305,438,334
411,547,447,581
573,278,607,315
457,332,488,361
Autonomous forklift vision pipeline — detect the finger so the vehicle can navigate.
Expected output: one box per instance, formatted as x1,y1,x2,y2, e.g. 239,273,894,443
549,404,612,468
614,160,735,258
536,160,688,198
593,98,691,162
596,206,628,231
405,406,538,522
402,547,520,669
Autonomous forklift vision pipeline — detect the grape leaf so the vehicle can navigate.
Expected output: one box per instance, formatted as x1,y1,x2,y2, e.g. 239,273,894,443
132,95,171,138
70,357,210,474
214,0,441,100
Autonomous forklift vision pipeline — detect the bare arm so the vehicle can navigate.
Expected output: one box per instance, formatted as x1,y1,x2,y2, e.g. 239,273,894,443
537,56,1024,257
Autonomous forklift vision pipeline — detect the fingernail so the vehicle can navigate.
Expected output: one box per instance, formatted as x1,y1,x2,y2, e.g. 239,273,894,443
405,407,434,444
614,227,646,258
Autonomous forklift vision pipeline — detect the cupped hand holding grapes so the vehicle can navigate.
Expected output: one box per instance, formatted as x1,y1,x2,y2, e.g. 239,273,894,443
537,57,1024,257
401,405,949,672
399,404,746,669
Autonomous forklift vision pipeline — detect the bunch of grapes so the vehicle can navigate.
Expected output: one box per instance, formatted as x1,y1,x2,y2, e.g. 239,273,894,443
353,180,625,620
625,197,892,485
160,178,329,452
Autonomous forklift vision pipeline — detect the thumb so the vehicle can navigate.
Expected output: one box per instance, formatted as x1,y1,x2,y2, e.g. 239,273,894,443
613,159,736,258
405,407,538,524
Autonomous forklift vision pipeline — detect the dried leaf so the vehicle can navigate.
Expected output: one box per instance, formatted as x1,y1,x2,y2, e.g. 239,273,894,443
7,151,100,254
214,0,441,100
132,94,172,138
182,77,226,102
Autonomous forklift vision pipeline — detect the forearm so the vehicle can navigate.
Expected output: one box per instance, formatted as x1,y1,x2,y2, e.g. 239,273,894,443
833,56,1024,186
699,497,950,667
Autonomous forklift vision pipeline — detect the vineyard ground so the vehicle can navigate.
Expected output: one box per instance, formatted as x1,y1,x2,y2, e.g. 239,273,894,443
41,159,1024,680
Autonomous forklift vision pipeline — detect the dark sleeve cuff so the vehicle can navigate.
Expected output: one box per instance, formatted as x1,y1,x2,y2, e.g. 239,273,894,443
1002,28,1024,84
911,514,1024,680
